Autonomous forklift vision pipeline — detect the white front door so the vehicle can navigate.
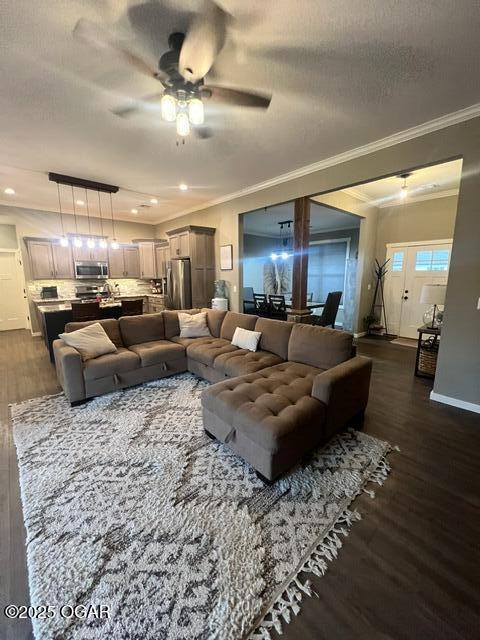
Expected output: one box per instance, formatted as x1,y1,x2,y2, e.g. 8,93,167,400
385,241,452,339
0,251,27,330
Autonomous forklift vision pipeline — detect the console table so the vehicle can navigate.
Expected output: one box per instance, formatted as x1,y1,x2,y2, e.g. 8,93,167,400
415,325,441,378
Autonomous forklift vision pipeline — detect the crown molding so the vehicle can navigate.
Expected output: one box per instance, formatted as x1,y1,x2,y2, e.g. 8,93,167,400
342,187,372,203
378,188,459,208
153,102,480,224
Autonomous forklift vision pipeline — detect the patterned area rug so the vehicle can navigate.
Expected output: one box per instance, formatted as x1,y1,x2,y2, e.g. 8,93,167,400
11,373,395,640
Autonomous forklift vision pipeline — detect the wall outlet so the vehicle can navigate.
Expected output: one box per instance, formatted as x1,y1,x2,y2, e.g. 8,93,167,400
233,285,237,293
367,283,371,290
477,296,480,310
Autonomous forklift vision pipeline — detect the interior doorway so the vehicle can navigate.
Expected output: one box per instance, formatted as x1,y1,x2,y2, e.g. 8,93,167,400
0,251,28,330
385,240,452,338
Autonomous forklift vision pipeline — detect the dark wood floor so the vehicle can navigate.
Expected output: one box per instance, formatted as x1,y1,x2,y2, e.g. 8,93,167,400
1,330,479,640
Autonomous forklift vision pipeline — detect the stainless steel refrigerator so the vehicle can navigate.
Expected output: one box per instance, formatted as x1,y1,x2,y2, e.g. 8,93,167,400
167,257,192,309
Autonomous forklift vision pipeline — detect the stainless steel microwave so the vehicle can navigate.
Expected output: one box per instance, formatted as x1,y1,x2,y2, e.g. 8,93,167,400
74,261,109,280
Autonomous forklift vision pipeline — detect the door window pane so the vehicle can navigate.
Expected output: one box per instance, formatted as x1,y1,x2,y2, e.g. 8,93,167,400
415,250,432,271
391,251,404,272
415,249,450,271
431,249,449,271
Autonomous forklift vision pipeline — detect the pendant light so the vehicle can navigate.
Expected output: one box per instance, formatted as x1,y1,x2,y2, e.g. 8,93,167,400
176,111,190,137
85,188,96,249
109,192,119,250
71,186,82,247
399,173,410,200
97,191,107,249
56,183,69,247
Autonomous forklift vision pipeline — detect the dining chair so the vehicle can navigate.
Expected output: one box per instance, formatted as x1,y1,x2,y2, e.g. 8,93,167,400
71,301,101,322
268,294,287,320
253,293,270,317
313,291,343,328
243,287,256,314
121,299,144,316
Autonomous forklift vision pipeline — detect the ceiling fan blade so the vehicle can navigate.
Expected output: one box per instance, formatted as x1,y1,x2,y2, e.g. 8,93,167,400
73,18,162,80
112,92,164,118
202,85,271,109
179,0,227,83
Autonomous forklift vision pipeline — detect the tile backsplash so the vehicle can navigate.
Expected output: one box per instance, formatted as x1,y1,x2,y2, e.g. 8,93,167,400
28,278,152,300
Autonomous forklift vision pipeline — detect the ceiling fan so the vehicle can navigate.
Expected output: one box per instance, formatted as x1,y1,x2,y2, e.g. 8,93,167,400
74,0,272,138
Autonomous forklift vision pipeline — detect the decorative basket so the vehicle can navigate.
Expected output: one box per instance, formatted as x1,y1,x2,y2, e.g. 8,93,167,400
418,338,439,376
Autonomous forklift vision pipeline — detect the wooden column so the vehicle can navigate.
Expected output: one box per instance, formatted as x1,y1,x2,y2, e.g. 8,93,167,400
290,196,311,317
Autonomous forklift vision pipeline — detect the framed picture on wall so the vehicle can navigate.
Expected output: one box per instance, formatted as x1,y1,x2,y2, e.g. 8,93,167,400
220,244,233,270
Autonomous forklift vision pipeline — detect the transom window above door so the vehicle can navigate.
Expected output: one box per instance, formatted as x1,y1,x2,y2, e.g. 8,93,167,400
415,249,450,272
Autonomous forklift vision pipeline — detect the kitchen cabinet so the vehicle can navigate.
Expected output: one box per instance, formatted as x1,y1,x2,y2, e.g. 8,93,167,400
155,243,170,278
26,239,74,279
73,245,107,262
166,226,215,308
138,242,156,279
146,296,167,314
28,240,55,279
124,246,140,278
51,243,74,278
108,245,140,278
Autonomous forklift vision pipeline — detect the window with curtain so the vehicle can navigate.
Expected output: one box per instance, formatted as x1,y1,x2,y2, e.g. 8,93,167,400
307,240,349,303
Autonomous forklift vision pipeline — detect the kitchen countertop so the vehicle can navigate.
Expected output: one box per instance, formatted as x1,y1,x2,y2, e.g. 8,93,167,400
37,302,123,314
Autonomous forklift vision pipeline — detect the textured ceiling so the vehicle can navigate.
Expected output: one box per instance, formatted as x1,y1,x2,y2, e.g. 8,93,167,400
0,1,479,223
243,201,360,236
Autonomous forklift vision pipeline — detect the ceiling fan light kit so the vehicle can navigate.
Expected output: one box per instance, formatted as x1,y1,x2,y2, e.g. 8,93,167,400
75,1,271,140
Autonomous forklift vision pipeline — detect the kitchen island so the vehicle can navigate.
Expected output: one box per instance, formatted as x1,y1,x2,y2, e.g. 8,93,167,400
35,294,168,361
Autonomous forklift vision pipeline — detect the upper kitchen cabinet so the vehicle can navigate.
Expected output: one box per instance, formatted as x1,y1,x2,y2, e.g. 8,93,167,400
138,242,156,279
26,238,74,279
166,226,216,308
108,245,141,279
155,242,170,278
51,243,74,278
27,240,55,279
72,244,108,262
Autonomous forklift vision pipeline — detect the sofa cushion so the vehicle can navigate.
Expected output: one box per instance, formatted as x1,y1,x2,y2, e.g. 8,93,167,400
119,313,165,347
201,308,228,338
163,309,201,339
288,324,353,370
128,340,185,367
255,317,294,360
231,327,262,352
220,311,258,341
201,363,326,452
59,322,117,361
65,318,123,348
179,311,211,337
83,347,140,381
170,335,213,348
214,349,284,377
187,337,238,367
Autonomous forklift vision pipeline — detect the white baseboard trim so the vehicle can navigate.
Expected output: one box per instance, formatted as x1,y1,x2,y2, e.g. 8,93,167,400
430,391,480,414
31,331,41,337
353,331,367,338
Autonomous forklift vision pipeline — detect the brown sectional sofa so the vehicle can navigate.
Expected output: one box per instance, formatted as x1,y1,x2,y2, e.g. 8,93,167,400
53,309,372,481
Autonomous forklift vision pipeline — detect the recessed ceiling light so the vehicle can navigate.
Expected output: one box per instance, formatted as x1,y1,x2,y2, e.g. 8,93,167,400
150,198,158,204
4,187,15,195
131,208,138,214
76,199,85,206
179,183,188,191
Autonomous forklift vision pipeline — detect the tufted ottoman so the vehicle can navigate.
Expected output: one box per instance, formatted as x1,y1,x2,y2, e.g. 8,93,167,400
201,362,328,482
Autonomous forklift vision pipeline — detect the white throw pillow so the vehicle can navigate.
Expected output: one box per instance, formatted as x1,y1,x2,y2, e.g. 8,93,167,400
178,311,211,338
231,327,262,352
59,322,117,361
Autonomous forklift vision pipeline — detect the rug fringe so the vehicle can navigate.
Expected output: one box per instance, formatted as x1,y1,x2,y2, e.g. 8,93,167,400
250,447,396,639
